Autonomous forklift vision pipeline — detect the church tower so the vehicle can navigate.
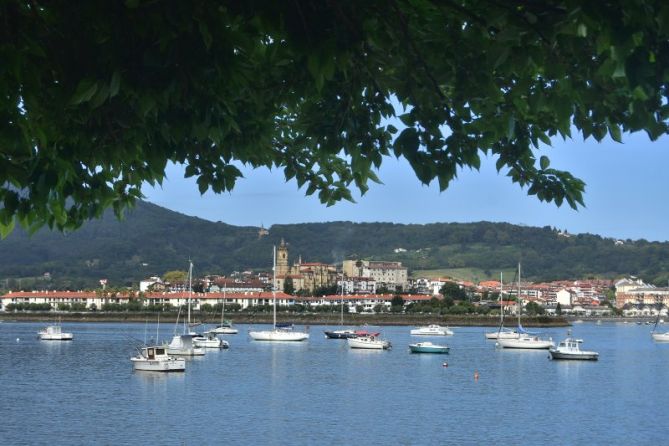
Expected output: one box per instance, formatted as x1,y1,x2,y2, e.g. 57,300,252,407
276,238,289,277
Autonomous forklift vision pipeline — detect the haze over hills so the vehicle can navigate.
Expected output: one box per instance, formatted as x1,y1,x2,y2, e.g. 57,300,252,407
1,200,668,289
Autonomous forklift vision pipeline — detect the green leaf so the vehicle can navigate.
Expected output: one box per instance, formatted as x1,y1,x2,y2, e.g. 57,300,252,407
539,155,550,170
109,71,121,98
70,79,99,105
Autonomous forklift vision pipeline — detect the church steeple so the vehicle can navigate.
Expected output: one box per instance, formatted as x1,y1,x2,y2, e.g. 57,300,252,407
276,238,289,277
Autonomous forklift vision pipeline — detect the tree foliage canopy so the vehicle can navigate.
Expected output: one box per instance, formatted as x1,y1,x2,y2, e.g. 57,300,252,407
2,1,668,234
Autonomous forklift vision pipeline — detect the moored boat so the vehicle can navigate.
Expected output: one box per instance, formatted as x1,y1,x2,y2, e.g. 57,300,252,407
549,337,599,360
324,329,358,339
410,324,453,336
347,333,391,350
38,323,73,341
131,346,186,372
193,331,229,349
651,331,669,342
409,342,449,354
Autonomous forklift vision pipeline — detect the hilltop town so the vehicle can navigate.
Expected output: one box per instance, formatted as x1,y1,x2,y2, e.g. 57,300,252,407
2,238,665,320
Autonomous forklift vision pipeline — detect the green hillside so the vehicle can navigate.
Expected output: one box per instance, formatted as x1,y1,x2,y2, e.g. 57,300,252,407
1,201,668,289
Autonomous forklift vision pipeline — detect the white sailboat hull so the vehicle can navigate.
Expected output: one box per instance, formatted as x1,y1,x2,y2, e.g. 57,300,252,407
211,326,238,334
249,329,309,342
497,336,554,349
166,335,206,356
651,332,669,342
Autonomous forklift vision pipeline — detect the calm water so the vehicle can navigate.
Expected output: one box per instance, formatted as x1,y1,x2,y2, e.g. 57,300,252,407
1,320,668,445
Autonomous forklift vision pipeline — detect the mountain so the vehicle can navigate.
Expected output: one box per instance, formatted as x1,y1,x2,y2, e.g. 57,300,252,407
1,200,669,288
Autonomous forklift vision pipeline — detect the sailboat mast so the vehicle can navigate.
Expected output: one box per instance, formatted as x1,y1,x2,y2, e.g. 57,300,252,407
340,271,344,326
187,259,193,330
517,262,521,327
273,245,277,329
500,272,504,327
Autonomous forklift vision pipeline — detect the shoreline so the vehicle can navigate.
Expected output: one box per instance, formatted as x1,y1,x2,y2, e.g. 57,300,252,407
0,312,581,327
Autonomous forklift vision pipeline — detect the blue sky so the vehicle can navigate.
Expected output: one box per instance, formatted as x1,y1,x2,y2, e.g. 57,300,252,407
143,131,669,242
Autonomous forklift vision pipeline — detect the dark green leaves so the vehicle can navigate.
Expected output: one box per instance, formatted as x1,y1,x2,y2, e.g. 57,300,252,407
2,1,668,236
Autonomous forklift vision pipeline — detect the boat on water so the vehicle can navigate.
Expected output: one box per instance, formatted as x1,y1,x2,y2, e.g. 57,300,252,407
652,332,669,342
347,333,391,350
324,329,358,339
485,272,518,340
193,331,229,349
324,276,357,339
497,263,553,350
249,246,309,342
549,336,599,360
211,284,239,334
131,345,186,372
410,324,453,336
165,261,206,356
38,323,73,341
409,342,449,354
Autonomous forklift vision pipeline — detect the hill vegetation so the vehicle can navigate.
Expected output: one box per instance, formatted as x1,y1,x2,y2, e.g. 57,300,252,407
1,201,668,289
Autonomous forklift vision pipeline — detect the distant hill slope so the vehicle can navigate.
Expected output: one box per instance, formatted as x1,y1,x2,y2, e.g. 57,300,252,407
1,201,668,288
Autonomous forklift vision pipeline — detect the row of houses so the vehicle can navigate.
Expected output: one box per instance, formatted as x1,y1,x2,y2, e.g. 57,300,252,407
0,290,435,313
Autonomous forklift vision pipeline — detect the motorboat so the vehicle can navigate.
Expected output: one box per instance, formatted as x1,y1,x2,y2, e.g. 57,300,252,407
248,246,309,342
347,333,391,350
410,324,453,336
549,337,599,360
324,329,358,339
409,342,449,354
193,331,229,349
131,346,186,372
38,323,73,341
651,331,669,342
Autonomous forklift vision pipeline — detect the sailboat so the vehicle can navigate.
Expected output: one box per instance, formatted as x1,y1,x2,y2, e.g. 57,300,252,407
651,309,669,342
324,274,357,339
166,260,206,356
248,246,309,342
211,283,239,334
496,263,554,350
485,272,519,340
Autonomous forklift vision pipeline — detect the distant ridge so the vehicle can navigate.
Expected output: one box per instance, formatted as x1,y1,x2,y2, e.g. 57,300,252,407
1,200,669,288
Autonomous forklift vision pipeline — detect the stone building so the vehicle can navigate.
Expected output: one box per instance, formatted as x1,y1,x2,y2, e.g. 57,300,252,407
274,239,338,294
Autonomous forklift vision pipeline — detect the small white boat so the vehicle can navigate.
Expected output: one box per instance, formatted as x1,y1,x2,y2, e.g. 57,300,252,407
248,246,309,342
497,334,554,350
211,324,238,335
410,324,453,336
651,331,669,342
496,263,553,350
409,342,449,354
38,324,73,341
166,334,206,356
347,333,391,350
249,328,309,342
131,346,186,372
193,331,229,349
549,337,599,360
